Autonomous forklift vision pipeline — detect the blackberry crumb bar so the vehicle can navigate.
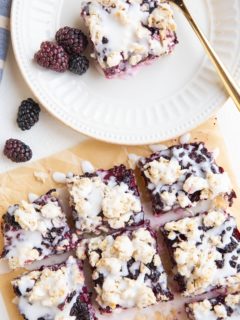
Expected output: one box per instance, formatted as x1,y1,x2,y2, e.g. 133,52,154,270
77,225,173,312
12,256,96,320
1,190,74,269
139,142,236,215
67,164,144,235
185,293,240,320
81,0,177,78
161,210,240,297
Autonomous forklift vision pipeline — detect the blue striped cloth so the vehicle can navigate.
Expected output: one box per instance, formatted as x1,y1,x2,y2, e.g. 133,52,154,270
0,0,12,82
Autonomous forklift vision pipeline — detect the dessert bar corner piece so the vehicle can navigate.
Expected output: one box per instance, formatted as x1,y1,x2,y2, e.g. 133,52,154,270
161,210,240,297
139,142,236,215
12,256,96,320
185,293,240,320
77,225,173,313
1,190,74,269
67,164,144,235
81,0,178,78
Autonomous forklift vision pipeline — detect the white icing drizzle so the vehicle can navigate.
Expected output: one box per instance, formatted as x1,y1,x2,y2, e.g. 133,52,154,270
81,160,95,174
179,133,191,144
187,293,240,320
81,0,177,71
67,171,143,234
149,144,168,153
128,153,141,169
163,211,240,296
28,193,39,203
52,172,67,184
12,256,85,320
139,143,233,213
81,227,170,310
3,195,70,269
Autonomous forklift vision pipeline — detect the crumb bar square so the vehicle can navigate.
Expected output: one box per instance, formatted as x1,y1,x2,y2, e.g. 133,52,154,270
139,142,236,215
161,210,240,297
12,256,96,320
81,0,177,78
185,293,240,320
1,190,74,269
77,225,173,313
67,164,144,235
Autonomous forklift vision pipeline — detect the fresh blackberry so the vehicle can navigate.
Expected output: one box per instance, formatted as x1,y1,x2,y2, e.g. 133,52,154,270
3,139,32,163
68,55,89,75
70,300,91,320
34,41,69,72
17,98,41,131
56,26,88,55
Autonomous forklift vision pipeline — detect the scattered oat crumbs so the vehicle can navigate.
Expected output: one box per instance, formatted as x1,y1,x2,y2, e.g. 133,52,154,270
33,171,49,183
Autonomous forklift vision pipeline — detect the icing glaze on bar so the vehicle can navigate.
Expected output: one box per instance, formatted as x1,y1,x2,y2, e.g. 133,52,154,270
67,165,144,235
77,225,173,312
1,190,73,269
12,256,96,320
81,0,177,78
162,210,240,297
139,142,236,215
186,293,240,320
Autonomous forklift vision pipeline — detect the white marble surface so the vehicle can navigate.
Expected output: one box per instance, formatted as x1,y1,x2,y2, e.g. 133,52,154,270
0,45,240,188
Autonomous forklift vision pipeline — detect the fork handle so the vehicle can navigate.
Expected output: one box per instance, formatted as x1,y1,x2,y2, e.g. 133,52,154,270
179,1,240,111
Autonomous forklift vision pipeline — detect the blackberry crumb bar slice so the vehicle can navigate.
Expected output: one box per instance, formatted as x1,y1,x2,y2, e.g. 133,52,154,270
185,293,240,320
67,164,144,235
77,225,173,313
12,256,96,320
161,210,240,297
1,190,74,269
81,0,177,78
139,142,236,215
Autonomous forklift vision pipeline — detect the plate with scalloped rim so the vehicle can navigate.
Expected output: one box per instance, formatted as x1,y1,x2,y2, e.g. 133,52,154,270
11,0,240,145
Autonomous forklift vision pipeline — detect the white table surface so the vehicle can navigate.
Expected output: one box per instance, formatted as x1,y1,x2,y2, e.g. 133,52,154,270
0,45,240,188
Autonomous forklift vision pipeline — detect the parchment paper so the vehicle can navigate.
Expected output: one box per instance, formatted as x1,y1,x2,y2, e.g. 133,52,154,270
0,117,239,320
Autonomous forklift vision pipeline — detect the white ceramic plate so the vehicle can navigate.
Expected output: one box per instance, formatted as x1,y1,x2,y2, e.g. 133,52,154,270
11,0,240,145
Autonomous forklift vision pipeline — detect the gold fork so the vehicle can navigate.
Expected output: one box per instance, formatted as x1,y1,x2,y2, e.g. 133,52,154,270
170,0,240,111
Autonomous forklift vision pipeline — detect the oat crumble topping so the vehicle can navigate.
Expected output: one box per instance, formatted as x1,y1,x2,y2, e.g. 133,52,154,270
78,226,172,311
162,210,240,296
81,0,177,77
139,143,235,214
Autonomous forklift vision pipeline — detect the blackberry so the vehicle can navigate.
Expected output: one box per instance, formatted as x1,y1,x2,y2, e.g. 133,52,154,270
4,139,32,163
34,41,69,72
68,55,89,75
17,98,41,131
70,300,91,320
56,26,88,55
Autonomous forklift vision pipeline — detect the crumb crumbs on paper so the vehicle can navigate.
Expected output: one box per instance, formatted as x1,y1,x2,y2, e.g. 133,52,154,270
149,144,168,153
33,171,49,183
154,310,179,320
52,171,67,184
28,193,39,203
135,310,178,320
179,133,191,144
81,160,95,174
128,153,141,169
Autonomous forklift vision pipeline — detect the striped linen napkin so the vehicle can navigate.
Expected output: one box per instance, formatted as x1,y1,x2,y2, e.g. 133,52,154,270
0,0,12,82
